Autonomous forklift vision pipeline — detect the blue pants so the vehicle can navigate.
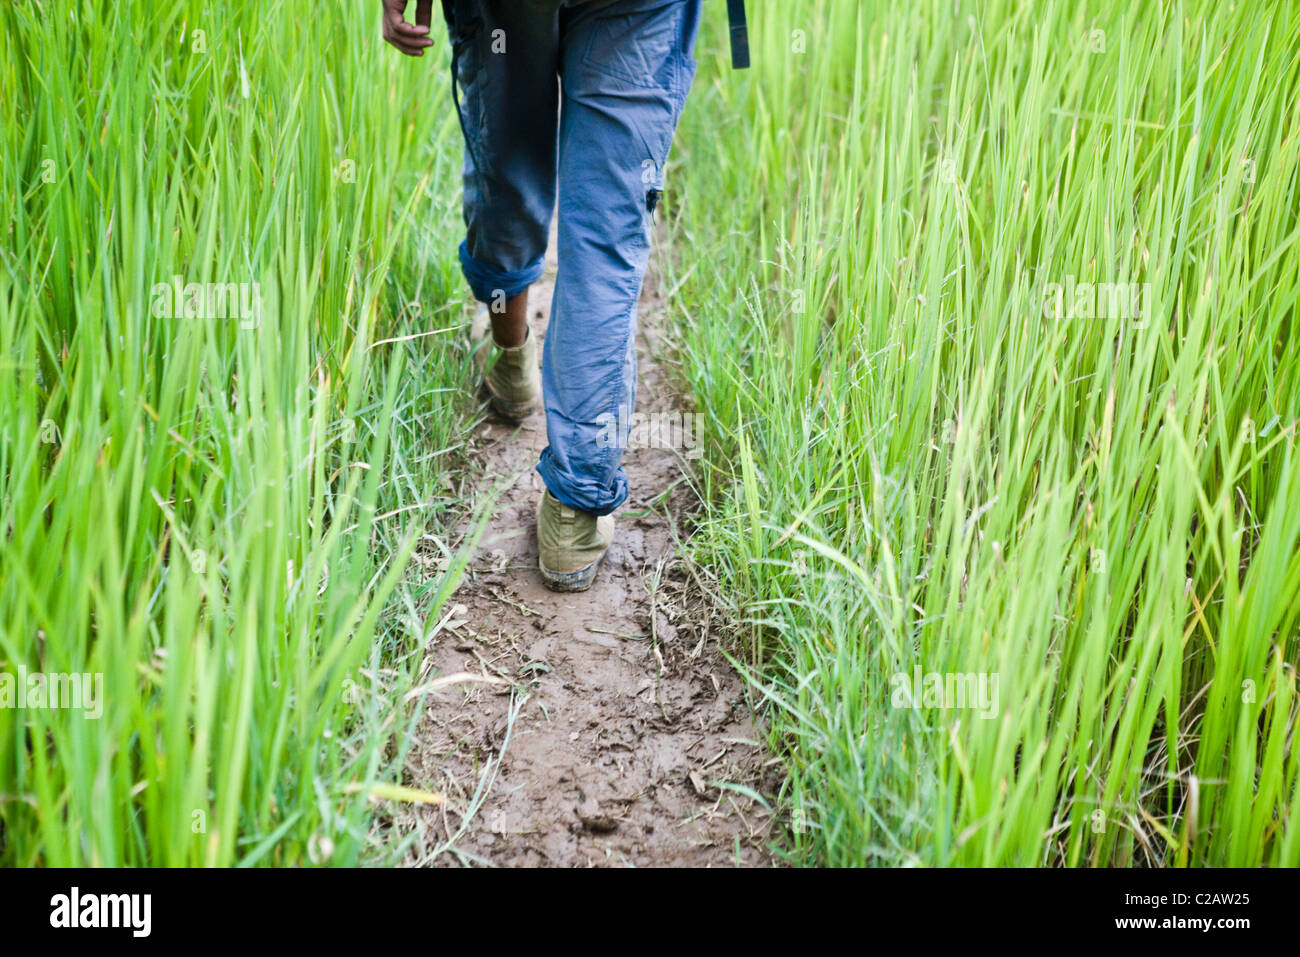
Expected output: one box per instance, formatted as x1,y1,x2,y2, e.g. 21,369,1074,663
442,0,701,516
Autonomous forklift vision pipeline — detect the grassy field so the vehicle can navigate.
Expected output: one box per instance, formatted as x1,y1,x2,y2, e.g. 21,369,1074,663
0,0,476,865
3,0,1298,868
669,0,1300,864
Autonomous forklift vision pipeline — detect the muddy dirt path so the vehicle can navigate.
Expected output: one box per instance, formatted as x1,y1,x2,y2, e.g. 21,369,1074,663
398,233,778,867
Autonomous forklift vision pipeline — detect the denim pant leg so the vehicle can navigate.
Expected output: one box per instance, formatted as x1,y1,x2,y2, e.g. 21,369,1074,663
536,0,700,516
444,0,561,303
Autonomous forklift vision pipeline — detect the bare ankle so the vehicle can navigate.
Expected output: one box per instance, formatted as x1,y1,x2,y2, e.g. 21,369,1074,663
490,289,530,348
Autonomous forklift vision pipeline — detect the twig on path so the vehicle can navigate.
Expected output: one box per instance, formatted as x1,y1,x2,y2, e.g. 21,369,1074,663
648,554,673,724
586,626,647,640
486,585,537,617
404,672,509,701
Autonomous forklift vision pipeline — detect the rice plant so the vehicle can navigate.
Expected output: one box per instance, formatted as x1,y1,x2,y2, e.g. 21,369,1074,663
668,0,1300,865
4,0,1296,870
0,0,472,866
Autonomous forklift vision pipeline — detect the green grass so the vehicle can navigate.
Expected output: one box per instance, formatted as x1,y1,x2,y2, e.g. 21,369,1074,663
668,0,1300,865
5,0,1297,870
0,0,476,865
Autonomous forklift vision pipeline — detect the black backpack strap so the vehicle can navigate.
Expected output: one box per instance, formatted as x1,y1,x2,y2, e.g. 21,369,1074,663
726,0,749,69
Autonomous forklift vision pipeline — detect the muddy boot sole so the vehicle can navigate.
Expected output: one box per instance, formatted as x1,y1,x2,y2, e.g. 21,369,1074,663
538,551,607,592
477,379,538,421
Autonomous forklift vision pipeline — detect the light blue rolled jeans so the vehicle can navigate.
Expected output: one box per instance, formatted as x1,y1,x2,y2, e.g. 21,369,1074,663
441,0,700,516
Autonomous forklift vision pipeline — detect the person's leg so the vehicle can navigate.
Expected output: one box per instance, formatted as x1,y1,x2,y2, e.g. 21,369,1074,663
492,291,529,348
538,0,701,516
442,0,561,343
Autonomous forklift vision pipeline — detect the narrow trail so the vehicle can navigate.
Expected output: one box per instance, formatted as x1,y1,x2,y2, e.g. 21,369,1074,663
400,232,778,867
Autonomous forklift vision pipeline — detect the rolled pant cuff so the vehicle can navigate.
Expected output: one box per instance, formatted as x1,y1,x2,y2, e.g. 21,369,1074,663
536,453,627,517
459,239,545,303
